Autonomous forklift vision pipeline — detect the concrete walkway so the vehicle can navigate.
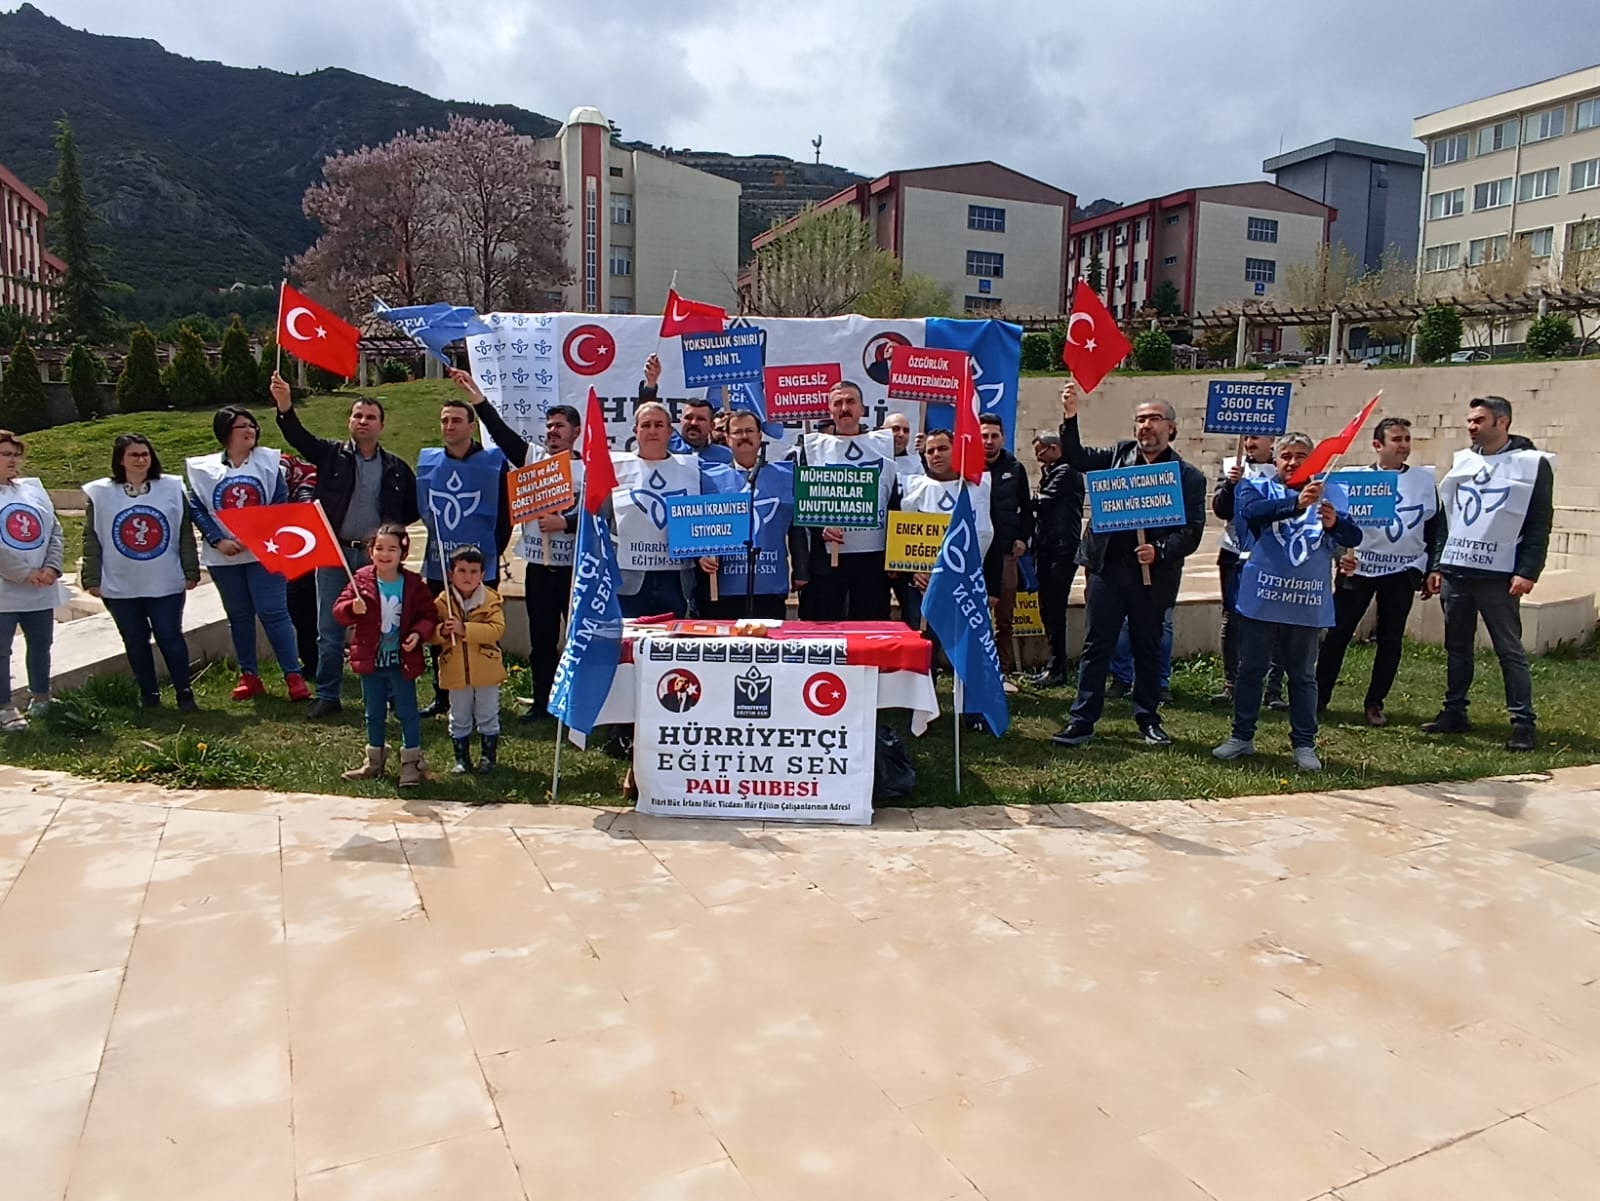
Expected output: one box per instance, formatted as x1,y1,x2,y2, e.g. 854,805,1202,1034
3,766,1598,1201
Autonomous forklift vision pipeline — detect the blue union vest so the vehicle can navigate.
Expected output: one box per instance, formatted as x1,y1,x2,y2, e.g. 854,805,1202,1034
417,447,505,582
1236,477,1344,629
701,461,795,596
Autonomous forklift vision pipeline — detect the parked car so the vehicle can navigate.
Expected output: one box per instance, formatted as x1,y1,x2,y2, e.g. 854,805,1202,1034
1448,349,1491,363
1264,358,1299,370
1305,355,1329,365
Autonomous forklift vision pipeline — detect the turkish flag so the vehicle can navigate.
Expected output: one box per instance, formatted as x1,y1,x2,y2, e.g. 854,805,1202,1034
1286,392,1383,488
1061,279,1132,393
218,501,347,580
278,282,360,379
580,387,618,513
658,288,726,338
952,371,985,486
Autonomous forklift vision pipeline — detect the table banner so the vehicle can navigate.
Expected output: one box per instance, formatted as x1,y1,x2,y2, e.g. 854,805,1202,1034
632,636,875,825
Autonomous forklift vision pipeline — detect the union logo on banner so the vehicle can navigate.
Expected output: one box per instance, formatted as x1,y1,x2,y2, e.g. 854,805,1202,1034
213,476,266,510
114,506,172,560
0,504,45,551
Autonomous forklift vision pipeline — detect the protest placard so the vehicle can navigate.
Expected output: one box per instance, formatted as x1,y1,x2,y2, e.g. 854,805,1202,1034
884,511,951,573
793,464,882,529
1084,463,1187,533
1204,380,1292,436
763,363,842,421
664,494,753,560
1326,470,1398,528
1013,591,1044,635
505,453,574,525
682,326,767,388
886,345,969,405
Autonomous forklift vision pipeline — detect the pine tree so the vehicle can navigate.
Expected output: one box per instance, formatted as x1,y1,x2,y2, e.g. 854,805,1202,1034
162,325,217,409
0,336,49,434
117,324,166,413
218,315,257,406
257,331,281,401
65,342,105,422
48,119,118,343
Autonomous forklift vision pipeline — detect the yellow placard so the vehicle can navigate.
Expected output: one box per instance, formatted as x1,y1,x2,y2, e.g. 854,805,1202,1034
1013,590,1044,636
884,511,951,573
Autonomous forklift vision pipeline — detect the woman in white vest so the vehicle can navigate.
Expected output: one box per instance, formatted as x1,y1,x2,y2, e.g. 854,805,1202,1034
185,405,309,703
0,429,66,731
83,434,201,710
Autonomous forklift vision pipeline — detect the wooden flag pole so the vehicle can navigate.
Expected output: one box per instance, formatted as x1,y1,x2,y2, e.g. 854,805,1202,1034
313,500,357,587
1135,529,1153,587
429,502,460,647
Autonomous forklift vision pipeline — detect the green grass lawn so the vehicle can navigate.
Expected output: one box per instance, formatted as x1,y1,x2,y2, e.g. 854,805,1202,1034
5,639,1597,809
22,380,461,490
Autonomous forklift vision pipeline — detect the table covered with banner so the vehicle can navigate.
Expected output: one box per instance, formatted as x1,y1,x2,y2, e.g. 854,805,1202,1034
591,620,936,826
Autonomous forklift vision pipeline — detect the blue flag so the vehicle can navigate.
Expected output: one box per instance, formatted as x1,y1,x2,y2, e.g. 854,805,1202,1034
547,508,625,744
373,299,492,364
720,381,785,440
921,485,1010,736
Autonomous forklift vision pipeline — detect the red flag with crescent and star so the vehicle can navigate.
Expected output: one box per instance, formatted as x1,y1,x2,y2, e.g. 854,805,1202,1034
218,501,346,580
277,282,360,379
658,288,726,338
1285,391,1383,488
1061,279,1132,393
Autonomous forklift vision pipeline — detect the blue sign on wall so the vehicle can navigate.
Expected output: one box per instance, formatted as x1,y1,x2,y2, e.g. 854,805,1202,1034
1204,380,1292,436
664,494,752,559
1085,463,1186,533
1326,470,1398,528
682,327,766,388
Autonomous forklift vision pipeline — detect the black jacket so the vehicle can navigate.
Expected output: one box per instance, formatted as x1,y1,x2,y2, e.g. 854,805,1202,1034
1033,461,1085,556
1059,417,1208,611
275,405,419,537
985,449,1032,555
1429,434,1555,581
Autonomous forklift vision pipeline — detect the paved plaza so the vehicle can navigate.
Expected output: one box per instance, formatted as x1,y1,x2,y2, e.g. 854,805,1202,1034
3,764,1599,1201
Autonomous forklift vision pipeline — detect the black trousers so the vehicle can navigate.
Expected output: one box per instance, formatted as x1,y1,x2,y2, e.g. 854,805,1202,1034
524,563,573,713
1316,570,1418,709
1035,550,1077,673
801,552,891,621
891,573,921,630
1069,563,1167,729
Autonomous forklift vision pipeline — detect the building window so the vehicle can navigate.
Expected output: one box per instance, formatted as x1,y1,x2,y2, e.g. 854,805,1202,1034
1432,133,1468,166
1571,218,1600,252
1572,157,1600,192
1246,217,1279,243
967,204,1006,232
1477,120,1518,156
1132,220,1143,244
607,296,633,314
1578,98,1600,132
1427,189,1466,220
1518,168,1560,202
1424,243,1461,272
1523,106,1566,143
1163,255,1178,267
1244,257,1276,283
1114,224,1128,247
1473,177,1514,210
609,192,632,224
1164,213,1180,226
608,245,632,276
1091,231,1104,252
1466,235,1508,266
1112,264,1123,285
1518,227,1554,259
608,166,624,178
963,294,1003,313
966,249,1004,278
1131,260,1141,282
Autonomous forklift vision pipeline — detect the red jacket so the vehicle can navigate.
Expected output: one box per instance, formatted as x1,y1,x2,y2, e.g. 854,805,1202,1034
333,565,438,680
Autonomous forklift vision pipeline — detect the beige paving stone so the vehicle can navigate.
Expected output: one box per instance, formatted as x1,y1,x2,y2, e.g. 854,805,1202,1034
1139,1092,1382,1201
1335,1116,1598,1201
3,1071,96,1201
1396,1017,1600,1116
1524,1083,1600,1163
631,1158,758,1201
0,793,60,900
296,1128,527,1201
713,1112,973,1201
0,967,122,1088
66,1103,294,1201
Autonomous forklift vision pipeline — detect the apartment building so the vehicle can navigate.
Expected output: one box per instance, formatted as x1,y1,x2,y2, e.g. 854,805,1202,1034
1264,138,1424,273
1413,64,1600,298
0,160,65,322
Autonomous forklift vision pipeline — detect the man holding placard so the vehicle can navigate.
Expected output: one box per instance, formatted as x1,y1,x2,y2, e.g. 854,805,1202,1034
1050,380,1206,748
1213,433,1362,771
1423,396,1554,751
695,409,802,620
1316,417,1439,726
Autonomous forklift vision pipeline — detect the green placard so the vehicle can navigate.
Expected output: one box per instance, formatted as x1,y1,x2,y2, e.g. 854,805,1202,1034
793,464,881,528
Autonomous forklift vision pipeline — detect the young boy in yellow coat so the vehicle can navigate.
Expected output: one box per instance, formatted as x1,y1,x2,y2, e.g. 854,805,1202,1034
431,547,507,774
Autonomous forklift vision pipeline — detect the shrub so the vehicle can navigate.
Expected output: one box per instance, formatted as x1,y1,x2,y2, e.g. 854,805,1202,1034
65,342,106,422
1524,313,1574,358
117,324,167,413
162,324,218,410
379,357,412,384
218,315,258,406
257,331,280,401
106,731,268,790
0,334,48,433
1416,303,1464,362
1020,332,1052,372
305,364,347,393
1132,327,1174,372
1046,321,1067,368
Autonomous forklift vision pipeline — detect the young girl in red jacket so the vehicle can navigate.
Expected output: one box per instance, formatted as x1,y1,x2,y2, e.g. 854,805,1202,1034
333,523,439,787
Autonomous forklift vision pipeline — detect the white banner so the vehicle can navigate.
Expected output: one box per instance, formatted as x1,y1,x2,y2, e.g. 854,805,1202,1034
631,636,875,825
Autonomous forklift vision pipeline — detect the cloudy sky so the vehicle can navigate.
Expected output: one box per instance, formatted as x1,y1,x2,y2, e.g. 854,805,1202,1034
31,0,1600,202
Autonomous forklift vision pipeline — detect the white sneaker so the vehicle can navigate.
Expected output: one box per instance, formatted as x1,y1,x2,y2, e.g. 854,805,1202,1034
1002,681,1019,694
0,706,27,732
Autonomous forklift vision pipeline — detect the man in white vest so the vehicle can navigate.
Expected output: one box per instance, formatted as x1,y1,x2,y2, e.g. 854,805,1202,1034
609,401,702,619
1316,417,1441,726
1423,396,1554,751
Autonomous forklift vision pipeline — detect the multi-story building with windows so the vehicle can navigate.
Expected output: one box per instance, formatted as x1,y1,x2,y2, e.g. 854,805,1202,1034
748,161,1077,315
1414,64,1600,303
0,160,65,323
1263,139,1424,274
1066,183,1333,355
535,107,741,314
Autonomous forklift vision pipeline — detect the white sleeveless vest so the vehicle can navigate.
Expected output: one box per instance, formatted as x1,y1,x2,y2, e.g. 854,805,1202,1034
520,451,584,570
83,477,188,598
185,448,283,568
0,477,66,612
900,474,995,560
1437,447,1551,575
1354,464,1438,577
1217,457,1276,556
801,430,897,553
612,453,702,572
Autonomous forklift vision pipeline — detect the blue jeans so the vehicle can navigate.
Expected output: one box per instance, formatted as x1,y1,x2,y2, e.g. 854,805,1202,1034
1233,616,1321,748
1441,574,1534,725
0,608,53,706
1111,609,1173,689
211,561,301,678
360,666,421,749
104,593,191,697
315,546,369,700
